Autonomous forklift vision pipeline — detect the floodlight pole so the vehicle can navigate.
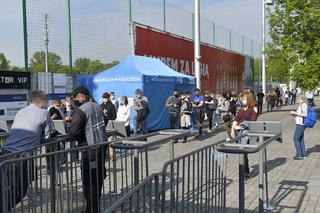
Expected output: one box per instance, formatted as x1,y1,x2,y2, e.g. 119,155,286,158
262,0,266,97
194,0,201,89
44,14,49,73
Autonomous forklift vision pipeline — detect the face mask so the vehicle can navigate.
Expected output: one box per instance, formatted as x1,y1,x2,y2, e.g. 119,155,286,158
74,100,82,107
242,100,248,106
174,94,179,97
103,98,108,103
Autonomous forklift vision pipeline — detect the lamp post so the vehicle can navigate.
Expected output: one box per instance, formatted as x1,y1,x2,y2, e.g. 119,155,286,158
44,14,49,73
194,0,201,89
262,0,274,97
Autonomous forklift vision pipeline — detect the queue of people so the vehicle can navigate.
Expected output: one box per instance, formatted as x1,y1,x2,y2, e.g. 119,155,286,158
0,84,316,212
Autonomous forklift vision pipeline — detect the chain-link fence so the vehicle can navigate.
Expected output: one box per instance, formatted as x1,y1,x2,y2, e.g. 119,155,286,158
23,0,261,73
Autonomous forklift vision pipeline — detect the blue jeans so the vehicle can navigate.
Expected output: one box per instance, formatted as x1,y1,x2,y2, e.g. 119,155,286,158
293,124,306,157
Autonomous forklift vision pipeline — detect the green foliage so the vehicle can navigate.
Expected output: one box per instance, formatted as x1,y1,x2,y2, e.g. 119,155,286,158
74,57,91,73
74,58,119,74
267,0,320,90
0,53,10,70
30,51,63,72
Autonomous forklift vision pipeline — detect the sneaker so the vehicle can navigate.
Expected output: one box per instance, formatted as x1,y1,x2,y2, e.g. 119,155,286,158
293,156,304,160
195,135,203,140
207,129,213,133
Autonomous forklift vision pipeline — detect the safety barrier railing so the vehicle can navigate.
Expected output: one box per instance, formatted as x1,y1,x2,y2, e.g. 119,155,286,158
104,173,161,213
216,121,282,213
160,140,227,213
0,139,149,213
0,129,192,213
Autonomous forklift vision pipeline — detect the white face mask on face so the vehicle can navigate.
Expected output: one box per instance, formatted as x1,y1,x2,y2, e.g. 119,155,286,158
242,100,248,106
103,98,108,103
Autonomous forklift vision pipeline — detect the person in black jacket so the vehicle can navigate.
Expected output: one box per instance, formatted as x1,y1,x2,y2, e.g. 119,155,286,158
100,92,117,126
134,89,149,135
69,86,106,213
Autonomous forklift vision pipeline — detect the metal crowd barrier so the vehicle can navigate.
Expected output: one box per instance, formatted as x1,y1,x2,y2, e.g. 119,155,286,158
105,139,228,213
216,121,282,213
160,140,227,213
105,173,161,213
0,140,146,213
0,129,192,213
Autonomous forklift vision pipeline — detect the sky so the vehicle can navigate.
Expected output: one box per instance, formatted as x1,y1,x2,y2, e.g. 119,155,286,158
0,0,263,67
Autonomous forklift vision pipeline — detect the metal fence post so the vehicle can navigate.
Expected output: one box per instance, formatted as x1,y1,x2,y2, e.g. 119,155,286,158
258,135,265,213
22,0,29,72
239,154,245,213
163,0,166,31
67,0,73,76
229,29,232,50
134,149,139,186
212,21,216,46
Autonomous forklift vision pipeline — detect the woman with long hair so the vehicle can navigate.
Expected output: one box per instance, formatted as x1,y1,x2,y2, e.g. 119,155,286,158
116,96,131,137
231,91,258,176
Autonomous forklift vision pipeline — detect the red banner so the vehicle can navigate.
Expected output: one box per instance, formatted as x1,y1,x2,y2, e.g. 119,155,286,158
135,26,246,94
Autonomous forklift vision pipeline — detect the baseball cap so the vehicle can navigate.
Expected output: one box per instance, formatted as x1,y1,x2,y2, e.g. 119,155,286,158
72,86,90,97
102,92,110,98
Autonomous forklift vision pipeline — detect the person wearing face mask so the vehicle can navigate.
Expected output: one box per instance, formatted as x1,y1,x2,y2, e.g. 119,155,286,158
68,86,106,213
166,89,182,141
290,94,308,160
100,92,117,126
133,89,149,135
180,93,193,143
0,90,52,211
110,92,119,112
116,96,131,137
191,88,205,139
231,91,258,177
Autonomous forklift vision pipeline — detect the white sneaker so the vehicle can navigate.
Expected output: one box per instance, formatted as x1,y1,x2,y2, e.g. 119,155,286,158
207,129,213,133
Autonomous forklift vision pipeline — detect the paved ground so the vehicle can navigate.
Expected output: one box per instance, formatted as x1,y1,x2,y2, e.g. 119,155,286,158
144,97,320,212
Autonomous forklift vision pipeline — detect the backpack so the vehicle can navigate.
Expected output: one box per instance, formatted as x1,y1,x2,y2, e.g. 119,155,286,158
304,105,317,128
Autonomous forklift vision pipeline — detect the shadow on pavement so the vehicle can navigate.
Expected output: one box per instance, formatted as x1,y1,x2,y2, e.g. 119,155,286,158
249,157,287,179
269,180,308,213
307,144,320,157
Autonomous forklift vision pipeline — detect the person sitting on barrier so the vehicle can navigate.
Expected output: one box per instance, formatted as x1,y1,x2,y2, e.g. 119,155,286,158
191,88,205,139
166,89,182,142
0,90,52,211
69,86,107,213
134,89,149,135
290,94,308,160
231,91,258,177
100,92,117,127
116,96,131,137
180,94,193,143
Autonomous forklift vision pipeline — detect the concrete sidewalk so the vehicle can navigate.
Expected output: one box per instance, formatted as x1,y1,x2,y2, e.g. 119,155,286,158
144,98,320,212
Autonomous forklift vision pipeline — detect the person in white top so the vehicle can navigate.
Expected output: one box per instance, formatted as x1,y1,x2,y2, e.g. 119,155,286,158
290,94,308,160
116,96,131,137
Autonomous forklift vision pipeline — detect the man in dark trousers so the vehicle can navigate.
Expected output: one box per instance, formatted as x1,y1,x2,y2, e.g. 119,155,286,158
134,89,149,135
191,88,205,139
166,89,182,141
100,92,117,126
291,87,297,104
256,88,265,115
69,86,106,213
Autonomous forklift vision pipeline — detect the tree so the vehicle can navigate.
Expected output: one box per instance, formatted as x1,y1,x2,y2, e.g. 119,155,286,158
74,57,91,73
0,53,10,70
10,66,24,71
267,0,320,90
30,51,63,72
